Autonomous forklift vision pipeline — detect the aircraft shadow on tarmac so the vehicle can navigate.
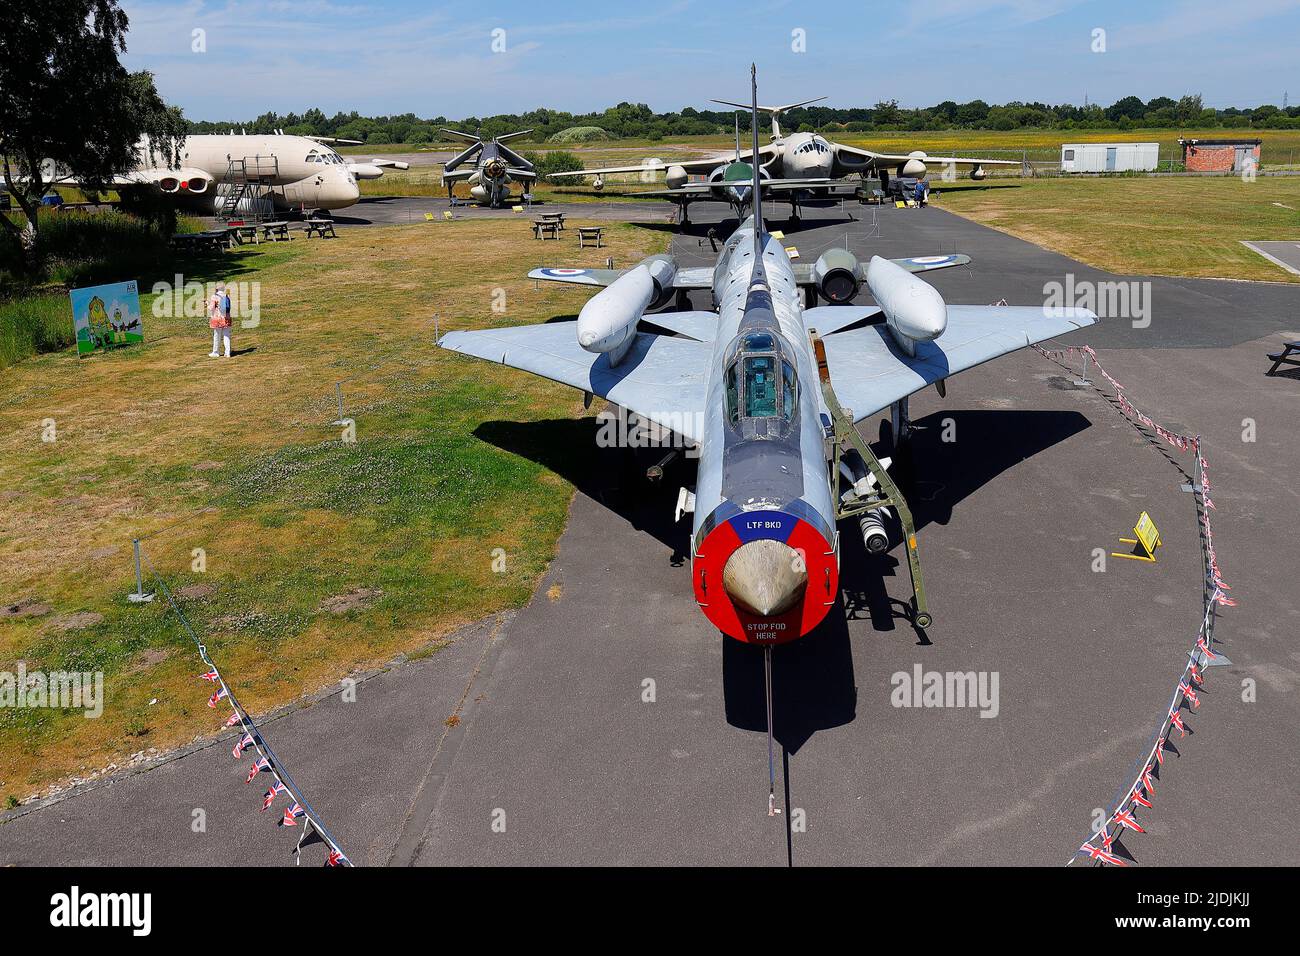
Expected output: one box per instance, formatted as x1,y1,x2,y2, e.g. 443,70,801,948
477,406,1088,755
474,417,696,562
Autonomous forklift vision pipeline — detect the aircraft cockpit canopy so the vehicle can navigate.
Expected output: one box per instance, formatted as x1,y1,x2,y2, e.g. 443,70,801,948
305,150,344,165
723,330,799,439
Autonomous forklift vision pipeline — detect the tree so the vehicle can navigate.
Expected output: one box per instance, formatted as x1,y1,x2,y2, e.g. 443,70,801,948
0,0,185,270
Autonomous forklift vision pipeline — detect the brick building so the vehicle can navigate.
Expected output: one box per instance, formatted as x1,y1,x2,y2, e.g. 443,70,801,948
1179,138,1263,172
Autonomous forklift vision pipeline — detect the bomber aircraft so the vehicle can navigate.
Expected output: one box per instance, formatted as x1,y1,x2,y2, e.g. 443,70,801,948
439,128,538,207
550,96,1019,221
40,133,406,215
440,69,1095,809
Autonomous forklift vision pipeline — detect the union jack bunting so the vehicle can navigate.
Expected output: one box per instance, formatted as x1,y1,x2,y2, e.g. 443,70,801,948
1078,841,1127,866
245,756,271,783
262,781,287,811
1115,808,1146,834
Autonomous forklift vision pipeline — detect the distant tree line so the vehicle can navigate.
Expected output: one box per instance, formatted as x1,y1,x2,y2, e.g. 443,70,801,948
184,95,1300,143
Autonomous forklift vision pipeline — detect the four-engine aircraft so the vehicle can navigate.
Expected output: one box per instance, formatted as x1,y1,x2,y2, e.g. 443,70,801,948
439,128,538,207
39,133,406,214
548,95,1018,220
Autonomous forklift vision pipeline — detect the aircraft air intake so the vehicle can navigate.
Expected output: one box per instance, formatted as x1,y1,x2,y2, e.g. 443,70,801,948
722,539,807,617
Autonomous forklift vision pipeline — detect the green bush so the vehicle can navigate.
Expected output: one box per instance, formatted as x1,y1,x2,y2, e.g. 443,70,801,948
520,149,584,179
0,294,72,369
546,126,612,143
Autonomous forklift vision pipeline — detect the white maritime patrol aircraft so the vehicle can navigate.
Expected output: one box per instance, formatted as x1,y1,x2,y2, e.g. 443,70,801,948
42,133,407,214
440,70,1095,796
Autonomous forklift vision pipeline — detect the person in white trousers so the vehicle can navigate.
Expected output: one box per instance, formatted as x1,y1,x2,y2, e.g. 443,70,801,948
208,282,232,358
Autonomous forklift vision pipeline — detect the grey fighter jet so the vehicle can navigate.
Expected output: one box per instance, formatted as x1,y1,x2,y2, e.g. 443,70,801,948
439,128,537,207
439,71,1095,786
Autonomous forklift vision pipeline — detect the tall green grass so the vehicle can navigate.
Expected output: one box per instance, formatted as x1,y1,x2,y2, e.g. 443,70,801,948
0,208,205,367
0,295,72,370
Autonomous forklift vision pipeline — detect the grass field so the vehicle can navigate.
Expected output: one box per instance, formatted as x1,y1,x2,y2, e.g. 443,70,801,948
0,217,668,802
933,176,1300,282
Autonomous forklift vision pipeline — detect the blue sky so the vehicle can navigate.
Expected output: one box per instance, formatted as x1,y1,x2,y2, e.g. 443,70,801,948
120,0,1300,120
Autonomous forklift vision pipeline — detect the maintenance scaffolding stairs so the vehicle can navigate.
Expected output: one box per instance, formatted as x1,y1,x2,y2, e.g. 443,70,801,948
810,328,932,631
216,155,279,222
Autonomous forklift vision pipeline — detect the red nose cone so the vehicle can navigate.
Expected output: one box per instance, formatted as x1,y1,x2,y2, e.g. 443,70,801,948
693,508,838,644
180,180,189,189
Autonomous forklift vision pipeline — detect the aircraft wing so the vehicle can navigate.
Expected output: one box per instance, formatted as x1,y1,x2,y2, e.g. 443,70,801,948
834,143,1020,168
529,256,963,293
790,254,970,285
546,143,779,180
527,266,714,289
439,322,710,443
820,305,1097,422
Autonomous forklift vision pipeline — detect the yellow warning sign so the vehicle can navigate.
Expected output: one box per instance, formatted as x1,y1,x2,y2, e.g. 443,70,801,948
1113,510,1161,563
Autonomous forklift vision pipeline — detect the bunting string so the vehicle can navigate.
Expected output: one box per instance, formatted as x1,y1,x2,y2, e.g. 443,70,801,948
1028,342,1237,866
141,548,353,867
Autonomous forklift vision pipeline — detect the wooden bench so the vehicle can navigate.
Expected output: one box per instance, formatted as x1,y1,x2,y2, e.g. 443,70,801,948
1266,341,1300,376
304,218,337,239
577,226,604,249
260,221,291,242
533,220,561,240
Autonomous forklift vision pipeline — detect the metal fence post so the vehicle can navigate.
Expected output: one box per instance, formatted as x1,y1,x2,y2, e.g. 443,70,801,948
128,538,155,603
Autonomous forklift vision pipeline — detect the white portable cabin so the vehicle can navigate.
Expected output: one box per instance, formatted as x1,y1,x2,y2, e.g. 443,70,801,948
1059,142,1159,173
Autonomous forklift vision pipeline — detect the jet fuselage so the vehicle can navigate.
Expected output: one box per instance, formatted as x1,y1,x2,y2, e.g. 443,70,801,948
690,216,840,644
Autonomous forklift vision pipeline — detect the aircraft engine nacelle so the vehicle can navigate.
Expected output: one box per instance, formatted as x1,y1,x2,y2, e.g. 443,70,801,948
469,184,490,201
866,255,947,355
139,166,210,195
665,165,688,190
641,254,678,309
900,150,929,177
812,248,863,304
969,165,987,181
576,264,655,366
592,176,604,191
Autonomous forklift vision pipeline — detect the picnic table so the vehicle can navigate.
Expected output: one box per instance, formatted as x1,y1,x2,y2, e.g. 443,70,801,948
1265,340,1300,376
537,212,565,230
577,225,604,249
227,224,260,245
260,221,291,241
304,218,337,239
533,219,561,240
170,230,229,253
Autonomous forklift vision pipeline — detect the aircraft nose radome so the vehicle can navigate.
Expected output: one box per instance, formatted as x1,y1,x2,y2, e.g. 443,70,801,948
722,539,807,617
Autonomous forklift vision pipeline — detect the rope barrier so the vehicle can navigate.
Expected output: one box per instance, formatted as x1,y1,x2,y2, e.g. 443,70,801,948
1029,342,1236,866
140,547,353,866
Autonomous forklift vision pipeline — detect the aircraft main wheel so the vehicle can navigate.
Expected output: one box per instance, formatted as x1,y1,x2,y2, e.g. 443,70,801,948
915,611,933,629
